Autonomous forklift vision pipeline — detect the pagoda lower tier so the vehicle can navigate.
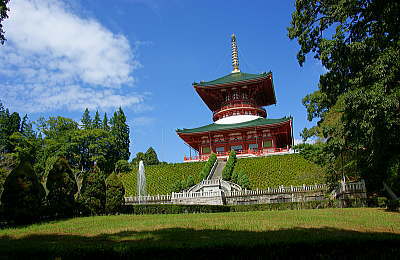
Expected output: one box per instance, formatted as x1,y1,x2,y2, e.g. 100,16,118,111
176,117,293,162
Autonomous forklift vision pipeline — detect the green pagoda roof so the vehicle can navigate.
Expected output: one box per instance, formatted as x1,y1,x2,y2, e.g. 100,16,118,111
194,71,271,87
176,117,290,134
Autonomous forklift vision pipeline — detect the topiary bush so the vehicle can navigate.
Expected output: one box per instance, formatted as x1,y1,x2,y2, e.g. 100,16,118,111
105,172,125,214
46,157,77,218
200,153,217,180
1,160,45,224
78,166,106,215
222,150,236,181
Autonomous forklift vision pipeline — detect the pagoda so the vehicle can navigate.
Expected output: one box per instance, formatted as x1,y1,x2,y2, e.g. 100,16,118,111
177,35,293,161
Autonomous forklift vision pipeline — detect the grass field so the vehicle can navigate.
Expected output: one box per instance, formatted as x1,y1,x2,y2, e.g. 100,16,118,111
235,154,326,189
1,208,399,258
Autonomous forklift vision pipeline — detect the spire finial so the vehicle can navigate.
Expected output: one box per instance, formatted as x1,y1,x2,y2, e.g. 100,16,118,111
231,33,240,73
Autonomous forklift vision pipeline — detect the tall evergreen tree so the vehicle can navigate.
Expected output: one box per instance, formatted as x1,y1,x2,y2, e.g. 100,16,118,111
93,111,101,129
145,147,159,165
81,108,92,130
110,107,130,161
20,114,35,138
102,112,109,131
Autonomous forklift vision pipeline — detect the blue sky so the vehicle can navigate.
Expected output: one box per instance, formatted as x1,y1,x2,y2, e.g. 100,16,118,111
0,0,324,162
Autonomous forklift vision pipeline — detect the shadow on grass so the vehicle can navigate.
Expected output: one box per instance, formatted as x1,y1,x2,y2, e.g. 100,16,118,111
1,227,400,259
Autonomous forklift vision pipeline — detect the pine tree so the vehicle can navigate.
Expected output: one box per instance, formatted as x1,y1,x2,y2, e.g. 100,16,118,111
81,108,92,129
102,112,109,131
20,114,35,138
46,157,77,218
78,166,106,215
93,111,101,129
145,147,159,165
110,107,130,161
1,160,45,224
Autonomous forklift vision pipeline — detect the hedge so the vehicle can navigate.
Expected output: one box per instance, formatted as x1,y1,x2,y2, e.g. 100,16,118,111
234,154,326,189
122,199,368,215
120,162,205,195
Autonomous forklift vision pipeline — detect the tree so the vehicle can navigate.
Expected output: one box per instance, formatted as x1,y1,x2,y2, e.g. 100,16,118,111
288,0,400,192
115,159,131,173
78,166,106,215
105,172,125,214
131,152,145,166
0,0,10,45
222,150,237,181
110,107,130,161
93,111,101,129
1,160,45,224
45,157,77,218
102,113,110,131
145,147,159,165
81,108,92,130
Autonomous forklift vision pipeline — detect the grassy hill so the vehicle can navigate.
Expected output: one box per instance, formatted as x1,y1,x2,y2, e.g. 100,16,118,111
120,162,205,196
234,154,325,189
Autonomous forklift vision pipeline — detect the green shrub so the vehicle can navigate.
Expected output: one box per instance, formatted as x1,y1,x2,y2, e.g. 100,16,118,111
1,160,45,224
78,166,106,215
237,171,250,189
114,160,131,173
122,199,367,215
234,154,325,189
200,153,217,180
120,161,205,195
386,199,400,212
222,150,236,181
46,157,77,218
105,173,125,214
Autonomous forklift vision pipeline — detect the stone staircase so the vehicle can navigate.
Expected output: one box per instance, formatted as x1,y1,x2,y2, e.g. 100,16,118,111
209,160,226,180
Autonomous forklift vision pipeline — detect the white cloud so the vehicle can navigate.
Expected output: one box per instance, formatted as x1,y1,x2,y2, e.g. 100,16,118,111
0,0,144,113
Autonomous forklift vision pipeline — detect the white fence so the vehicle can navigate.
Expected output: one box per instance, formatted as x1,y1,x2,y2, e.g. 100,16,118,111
172,190,222,199
225,183,327,197
125,181,366,205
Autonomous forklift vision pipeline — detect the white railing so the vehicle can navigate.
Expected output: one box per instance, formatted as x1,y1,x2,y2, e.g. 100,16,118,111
172,190,222,199
125,194,172,204
187,179,221,192
225,184,328,197
333,180,366,198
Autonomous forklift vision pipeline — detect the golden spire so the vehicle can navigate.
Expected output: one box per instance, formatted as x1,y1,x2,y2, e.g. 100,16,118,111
231,34,240,73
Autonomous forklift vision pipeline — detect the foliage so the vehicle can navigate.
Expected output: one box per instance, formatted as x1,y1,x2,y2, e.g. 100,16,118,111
110,107,130,161
199,153,217,180
236,171,250,189
144,147,159,165
288,0,400,193
131,147,160,166
222,150,236,181
234,154,325,189
46,157,77,218
115,160,131,173
80,108,92,129
0,0,9,44
105,172,125,214
0,160,45,224
92,111,101,129
293,142,327,166
78,166,106,215
120,162,205,195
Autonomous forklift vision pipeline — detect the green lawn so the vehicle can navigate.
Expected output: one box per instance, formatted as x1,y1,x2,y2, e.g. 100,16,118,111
1,208,399,258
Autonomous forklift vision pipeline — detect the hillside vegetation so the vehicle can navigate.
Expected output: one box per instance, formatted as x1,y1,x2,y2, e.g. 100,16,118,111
234,154,325,189
120,162,205,195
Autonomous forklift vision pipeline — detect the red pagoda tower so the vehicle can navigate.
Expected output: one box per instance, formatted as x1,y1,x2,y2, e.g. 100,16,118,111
177,35,293,161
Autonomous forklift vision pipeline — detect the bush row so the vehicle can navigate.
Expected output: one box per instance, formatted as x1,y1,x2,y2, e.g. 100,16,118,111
222,150,236,181
122,199,369,215
200,153,217,180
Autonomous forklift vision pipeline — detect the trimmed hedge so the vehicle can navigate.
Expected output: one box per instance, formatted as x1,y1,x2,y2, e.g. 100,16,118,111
200,153,217,180
234,154,326,189
122,199,367,215
120,162,205,195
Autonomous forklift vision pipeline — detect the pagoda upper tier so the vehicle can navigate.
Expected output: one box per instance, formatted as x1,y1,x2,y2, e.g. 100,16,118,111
193,71,276,122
